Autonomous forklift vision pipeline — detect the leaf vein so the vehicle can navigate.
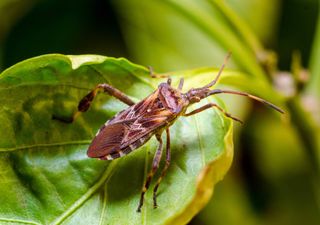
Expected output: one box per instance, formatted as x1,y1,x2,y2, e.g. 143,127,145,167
50,161,119,225
0,218,42,225
0,140,91,152
192,110,205,167
0,83,91,91
98,182,108,225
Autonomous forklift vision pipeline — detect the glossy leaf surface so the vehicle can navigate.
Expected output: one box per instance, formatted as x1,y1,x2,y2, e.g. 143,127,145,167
0,54,233,225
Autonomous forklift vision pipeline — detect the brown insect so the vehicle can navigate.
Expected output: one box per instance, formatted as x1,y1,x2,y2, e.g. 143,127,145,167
56,53,284,212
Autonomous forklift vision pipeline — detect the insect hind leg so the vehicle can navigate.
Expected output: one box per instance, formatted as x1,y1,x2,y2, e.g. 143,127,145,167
153,128,171,208
53,83,135,123
137,133,163,212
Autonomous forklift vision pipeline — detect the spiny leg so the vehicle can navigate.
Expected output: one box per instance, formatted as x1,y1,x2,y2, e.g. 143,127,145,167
137,133,164,212
153,128,171,208
184,102,243,124
53,83,135,123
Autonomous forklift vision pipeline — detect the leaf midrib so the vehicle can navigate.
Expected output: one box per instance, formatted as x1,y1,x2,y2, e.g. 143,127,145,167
51,160,119,225
0,140,92,152
0,217,42,225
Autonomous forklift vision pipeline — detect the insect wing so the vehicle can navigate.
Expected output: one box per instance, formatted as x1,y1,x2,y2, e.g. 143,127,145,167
120,108,173,148
87,122,128,158
119,88,175,148
87,87,177,159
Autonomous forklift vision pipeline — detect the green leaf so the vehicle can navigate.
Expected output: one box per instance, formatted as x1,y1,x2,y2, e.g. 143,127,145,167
113,0,269,82
0,54,233,225
308,2,320,98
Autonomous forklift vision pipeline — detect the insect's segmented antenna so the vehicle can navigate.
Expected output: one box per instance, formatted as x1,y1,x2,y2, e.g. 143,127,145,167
203,52,232,88
209,89,284,114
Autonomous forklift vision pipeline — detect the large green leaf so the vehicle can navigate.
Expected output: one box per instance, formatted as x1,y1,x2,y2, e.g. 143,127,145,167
0,54,233,225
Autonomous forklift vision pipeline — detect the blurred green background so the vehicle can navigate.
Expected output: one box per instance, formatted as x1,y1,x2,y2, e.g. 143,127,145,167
1,0,320,225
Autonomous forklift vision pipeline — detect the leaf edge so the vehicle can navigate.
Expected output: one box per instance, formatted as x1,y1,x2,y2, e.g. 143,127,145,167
164,121,234,225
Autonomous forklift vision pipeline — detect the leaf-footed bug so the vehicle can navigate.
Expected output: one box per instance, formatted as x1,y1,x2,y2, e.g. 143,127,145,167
54,53,284,212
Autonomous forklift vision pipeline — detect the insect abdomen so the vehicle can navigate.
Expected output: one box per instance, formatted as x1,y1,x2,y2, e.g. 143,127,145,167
101,132,154,160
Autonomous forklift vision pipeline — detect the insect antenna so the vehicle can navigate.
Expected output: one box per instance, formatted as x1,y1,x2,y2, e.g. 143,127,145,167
209,89,284,114
203,52,232,88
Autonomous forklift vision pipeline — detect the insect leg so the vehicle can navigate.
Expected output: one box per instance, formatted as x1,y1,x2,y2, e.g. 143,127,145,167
79,83,135,109
184,103,243,124
148,65,171,86
137,133,164,212
148,66,168,79
153,128,171,208
167,78,172,85
203,52,231,88
178,78,184,90
53,84,135,123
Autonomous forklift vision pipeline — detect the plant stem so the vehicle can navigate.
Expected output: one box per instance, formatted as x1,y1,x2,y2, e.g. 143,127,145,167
161,0,269,84
207,0,264,55
287,97,320,174
307,1,320,98
278,91,320,211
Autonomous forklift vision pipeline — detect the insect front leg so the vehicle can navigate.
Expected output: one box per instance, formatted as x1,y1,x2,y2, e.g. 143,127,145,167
153,128,171,208
53,83,135,123
137,133,164,212
184,103,243,124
